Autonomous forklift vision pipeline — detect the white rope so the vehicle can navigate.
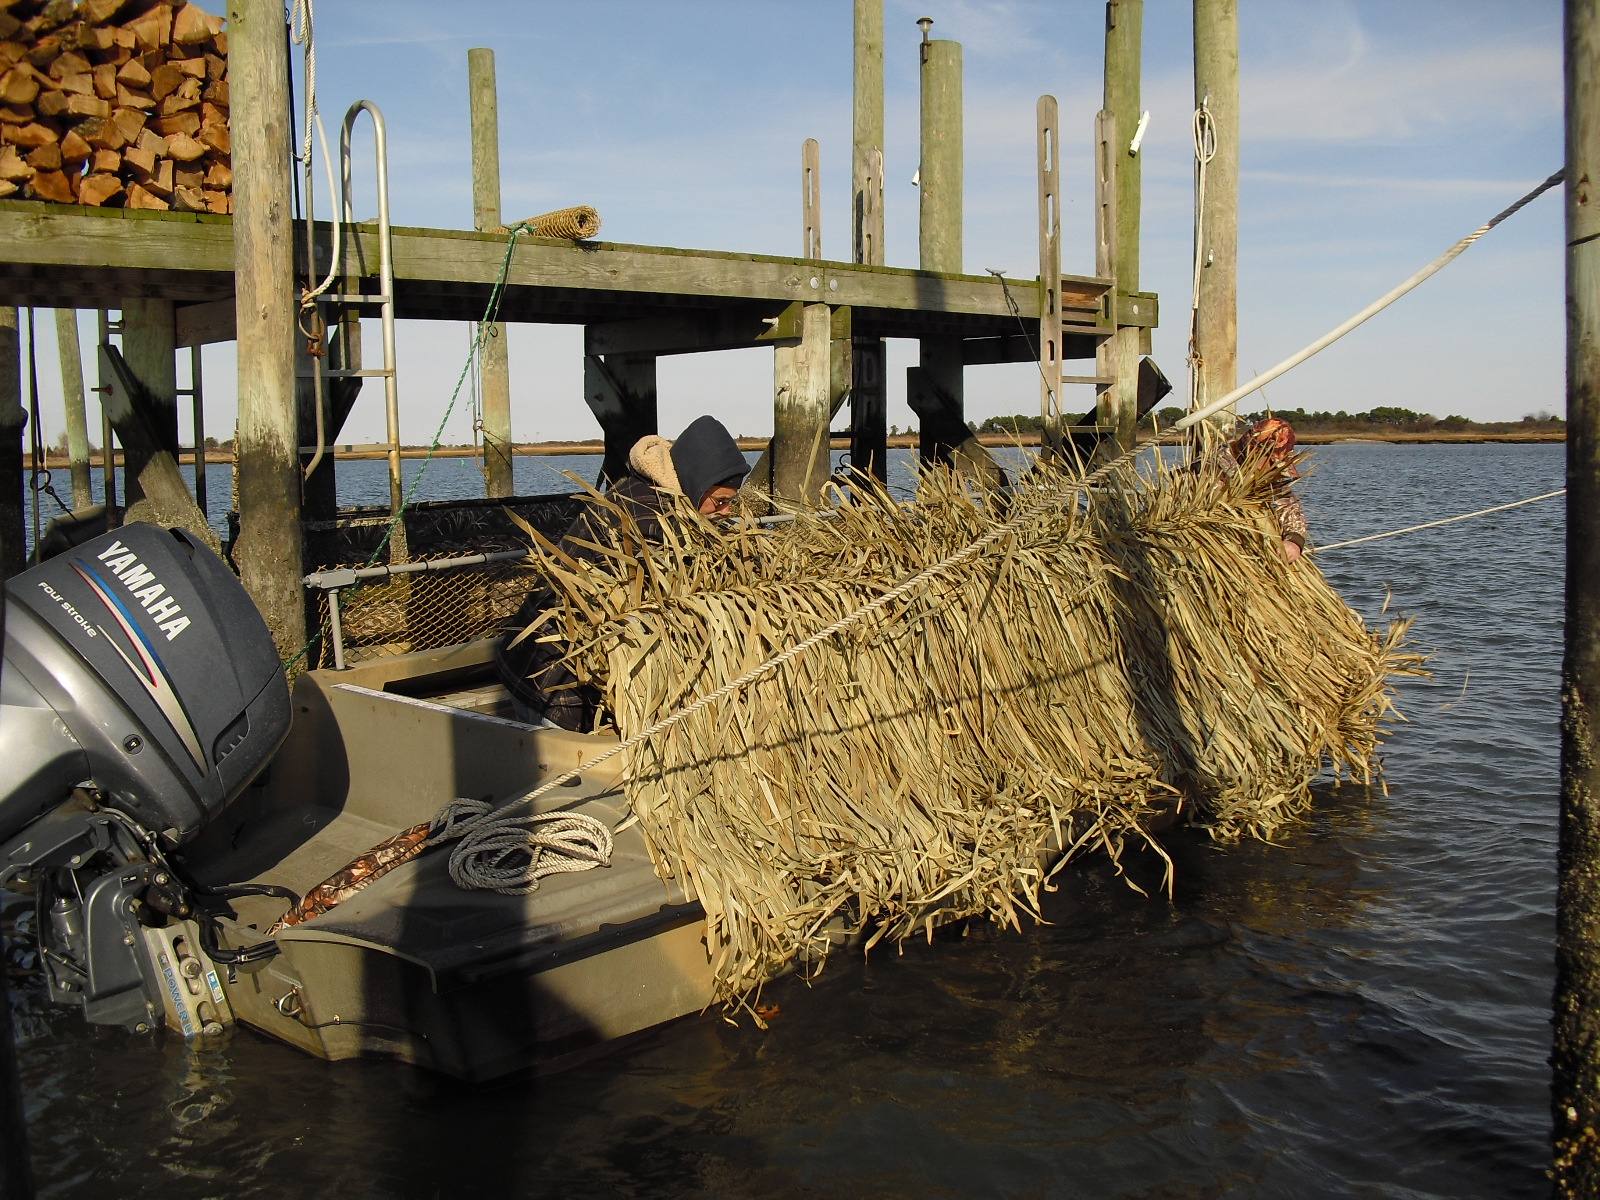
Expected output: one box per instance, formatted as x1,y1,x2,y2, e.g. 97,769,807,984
426,797,614,896
289,0,316,166
1314,489,1564,553
1175,169,1565,433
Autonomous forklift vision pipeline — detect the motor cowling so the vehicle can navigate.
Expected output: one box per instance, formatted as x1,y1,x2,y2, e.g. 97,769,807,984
0,522,290,847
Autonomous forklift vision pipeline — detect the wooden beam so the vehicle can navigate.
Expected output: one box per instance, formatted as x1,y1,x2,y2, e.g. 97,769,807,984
175,298,236,347
586,307,788,357
0,204,1112,333
582,348,656,485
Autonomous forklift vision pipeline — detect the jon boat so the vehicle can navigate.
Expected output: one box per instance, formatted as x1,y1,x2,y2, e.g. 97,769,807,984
1,521,717,1081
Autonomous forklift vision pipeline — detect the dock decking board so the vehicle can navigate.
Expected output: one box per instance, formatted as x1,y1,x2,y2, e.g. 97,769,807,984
0,201,1131,349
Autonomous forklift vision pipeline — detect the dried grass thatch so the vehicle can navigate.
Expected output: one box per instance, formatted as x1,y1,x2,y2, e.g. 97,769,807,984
511,448,1423,1001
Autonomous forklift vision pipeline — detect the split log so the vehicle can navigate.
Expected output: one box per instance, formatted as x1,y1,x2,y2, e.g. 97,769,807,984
27,167,73,202
48,50,91,79
0,144,32,181
0,66,39,105
0,178,16,197
64,93,107,118
88,145,116,172
78,170,119,205
59,126,88,162
151,110,195,137
172,3,223,45
125,180,165,209
115,56,148,87
164,129,201,161
115,83,152,110
3,121,57,147
24,140,59,171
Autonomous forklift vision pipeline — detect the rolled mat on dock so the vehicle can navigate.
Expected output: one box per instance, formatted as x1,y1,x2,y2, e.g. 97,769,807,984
501,205,601,240
514,451,1425,1002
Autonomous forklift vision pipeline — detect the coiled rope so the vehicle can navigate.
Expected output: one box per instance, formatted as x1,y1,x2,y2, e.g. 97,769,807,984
428,797,614,895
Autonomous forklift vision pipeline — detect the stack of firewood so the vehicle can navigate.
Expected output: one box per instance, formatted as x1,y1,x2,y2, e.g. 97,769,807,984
0,0,230,212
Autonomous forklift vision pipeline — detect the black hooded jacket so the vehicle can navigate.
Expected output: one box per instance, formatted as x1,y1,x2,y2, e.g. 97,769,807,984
494,420,748,730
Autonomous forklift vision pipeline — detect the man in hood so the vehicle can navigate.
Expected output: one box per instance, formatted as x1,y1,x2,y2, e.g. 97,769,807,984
495,416,750,729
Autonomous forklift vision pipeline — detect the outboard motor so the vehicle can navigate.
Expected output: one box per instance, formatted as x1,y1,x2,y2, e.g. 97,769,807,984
0,524,290,1034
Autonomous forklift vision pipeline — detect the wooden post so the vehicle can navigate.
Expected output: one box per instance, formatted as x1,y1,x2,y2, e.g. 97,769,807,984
916,29,966,465
1193,0,1239,420
228,0,305,657
851,0,887,482
1037,95,1064,456
96,309,116,513
118,299,177,504
1093,110,1119,445
582,347,657,485
1556,2,1600,1192
772,301,832,507
54,309,92,510
469,47,513,498
0,307,21,580
1105,0,1143,451
802,138,822,260
853,0,884,267
188,345,206,516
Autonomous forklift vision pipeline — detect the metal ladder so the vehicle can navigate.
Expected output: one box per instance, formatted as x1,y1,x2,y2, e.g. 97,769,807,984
297,100,404,548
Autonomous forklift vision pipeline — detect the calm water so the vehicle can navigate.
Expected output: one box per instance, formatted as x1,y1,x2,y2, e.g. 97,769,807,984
5,442,1564,1198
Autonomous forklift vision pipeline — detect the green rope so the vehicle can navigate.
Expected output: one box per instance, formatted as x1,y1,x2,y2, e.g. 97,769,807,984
282,220,534,672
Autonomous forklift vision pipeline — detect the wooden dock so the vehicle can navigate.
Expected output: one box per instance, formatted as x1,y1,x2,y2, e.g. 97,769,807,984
0,199,1146,356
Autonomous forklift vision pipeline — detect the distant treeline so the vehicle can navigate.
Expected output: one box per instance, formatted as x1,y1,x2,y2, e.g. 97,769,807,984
973,406,1567,436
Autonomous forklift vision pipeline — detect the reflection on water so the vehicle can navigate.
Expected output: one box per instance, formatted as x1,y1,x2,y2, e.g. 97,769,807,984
7,443,1562,1198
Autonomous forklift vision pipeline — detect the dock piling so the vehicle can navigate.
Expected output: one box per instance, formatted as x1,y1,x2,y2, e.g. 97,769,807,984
53,310,92,510
1193,0,1239,420
772,300,833,507
229,0,306,657
913,29,967,467
1104,0,1144,450
469,48,513,498
118,299,177,504
0,307,20,580
1037,95,1063,456
850,0,887,481
1556,1,1600,1191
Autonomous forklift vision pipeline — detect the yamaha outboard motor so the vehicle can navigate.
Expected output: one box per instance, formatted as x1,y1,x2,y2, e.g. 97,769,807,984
0,524,290,1033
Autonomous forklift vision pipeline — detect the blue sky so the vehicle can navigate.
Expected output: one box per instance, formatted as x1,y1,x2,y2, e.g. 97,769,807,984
30,0,1566,447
